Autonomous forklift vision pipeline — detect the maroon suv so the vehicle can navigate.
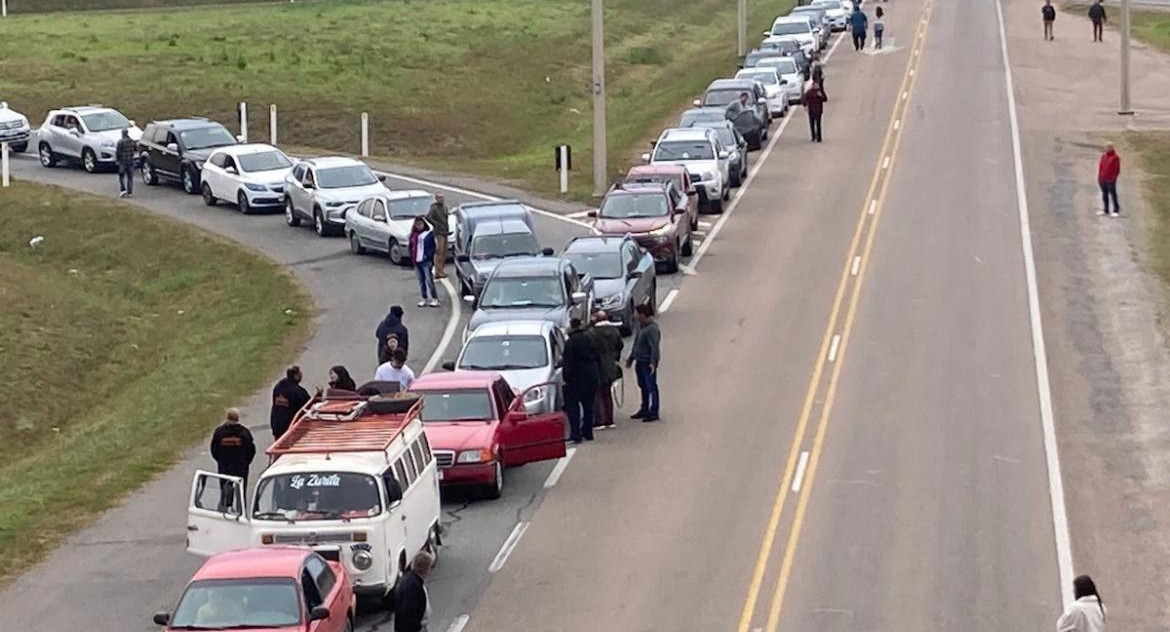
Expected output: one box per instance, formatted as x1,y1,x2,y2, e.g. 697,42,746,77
589,182,693,273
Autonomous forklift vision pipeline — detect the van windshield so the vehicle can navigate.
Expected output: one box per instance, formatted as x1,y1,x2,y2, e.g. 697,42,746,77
253,472,382,521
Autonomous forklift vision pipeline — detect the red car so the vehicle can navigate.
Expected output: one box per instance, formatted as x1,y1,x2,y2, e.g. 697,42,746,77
409,371,566,499
153,547,355,632
589,181,695,273
624,164,700,228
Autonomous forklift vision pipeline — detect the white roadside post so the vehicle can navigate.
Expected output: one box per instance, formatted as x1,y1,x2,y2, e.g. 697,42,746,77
2,142,9,188
239,102,248,143
361,112,370,157
737,0,747,58
2,0,7,18
590,0,607,197
555,145,571,194
270,104,278,145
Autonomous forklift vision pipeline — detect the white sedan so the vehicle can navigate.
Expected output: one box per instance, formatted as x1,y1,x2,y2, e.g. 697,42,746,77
754,56,805,104
345,189,457,265
200,144,293,214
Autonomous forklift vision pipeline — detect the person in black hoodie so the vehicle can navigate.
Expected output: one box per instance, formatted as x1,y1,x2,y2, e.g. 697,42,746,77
562,318,600,444
394,552,434,632
270,366,311,440
210,408,256,510
328,365,357,392
1088,0,1106,42
376,305,409,363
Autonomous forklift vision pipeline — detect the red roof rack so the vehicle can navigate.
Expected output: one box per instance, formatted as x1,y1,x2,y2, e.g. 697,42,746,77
266,393,422,456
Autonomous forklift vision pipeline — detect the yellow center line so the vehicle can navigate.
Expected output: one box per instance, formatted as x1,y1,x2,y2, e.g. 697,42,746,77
733,3,936,631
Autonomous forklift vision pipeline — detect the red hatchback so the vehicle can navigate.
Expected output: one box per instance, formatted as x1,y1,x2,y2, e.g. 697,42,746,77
590,181,694,273
409,371,566,499
154,547,355,632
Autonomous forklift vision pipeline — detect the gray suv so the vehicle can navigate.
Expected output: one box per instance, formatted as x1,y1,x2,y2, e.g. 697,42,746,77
464,257,594,342
38,106,142,173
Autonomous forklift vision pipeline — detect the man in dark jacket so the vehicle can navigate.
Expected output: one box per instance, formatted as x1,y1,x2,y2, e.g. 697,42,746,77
394,552,434,632
1042,0,1057,40
589,311,624,430
625,304,661,422
270,366,311,440
376,305,409,363
115,129,137,198
804,82,828,143
425,193,450,280
210,408,256,511
850,8,868,51
562,318,600,443
1088,0,1106,42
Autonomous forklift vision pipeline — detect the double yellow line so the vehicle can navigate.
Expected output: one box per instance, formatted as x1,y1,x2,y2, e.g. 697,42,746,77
734,3,937,630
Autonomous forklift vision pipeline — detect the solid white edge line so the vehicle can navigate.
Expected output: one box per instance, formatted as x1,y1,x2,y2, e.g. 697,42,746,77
881,156,891,169
791,451,811,492
993,0,1075,606
894,119,901,130
868,199,877,215
566,210,593,219
445,615,471,632
658,288,681,313
543,447,577,488
422,277,462,374
850,255,861,276
827,334,841,363
489,521,530,573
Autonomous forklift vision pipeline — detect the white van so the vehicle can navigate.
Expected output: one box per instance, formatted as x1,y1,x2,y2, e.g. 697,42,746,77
186,392,442,604
765,16,818,55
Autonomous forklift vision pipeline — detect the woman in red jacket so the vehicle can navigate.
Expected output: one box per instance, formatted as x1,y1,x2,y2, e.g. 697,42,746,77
1097,143,1121,217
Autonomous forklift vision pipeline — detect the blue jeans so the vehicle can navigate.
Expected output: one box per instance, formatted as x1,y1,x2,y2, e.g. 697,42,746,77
635,361,659,417
118,163,134,195
415,261,437,299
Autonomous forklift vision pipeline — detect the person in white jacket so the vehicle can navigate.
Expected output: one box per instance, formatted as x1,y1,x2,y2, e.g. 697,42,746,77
1058,575,1106,632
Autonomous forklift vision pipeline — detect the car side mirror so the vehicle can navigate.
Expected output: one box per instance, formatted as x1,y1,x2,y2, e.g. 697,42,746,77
718,151,730,159
505,410,527,424
152,612,171,626
780,79,788,85
383,476,403,505
757,97,767,105
235,134,246,143
303,180,315,190
166,143,179,153
587,210,598,218
225,166,238,175
571,291,587,304
309,605,331,622
763,30,772,36
69,128,82,137
377,174,387,182
441,361,456,371
640,152,651,163
456,254,471,263
462,294,476,304
692,99,702,107
129,119,137,126
541,247,555,256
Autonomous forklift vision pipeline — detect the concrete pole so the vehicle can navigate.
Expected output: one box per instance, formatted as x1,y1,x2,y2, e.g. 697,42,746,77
2,0,8,18
1119,0,1133,115
270,105,278,145
2,143,9,188
361,112,370,157
737,0,748,58
591,0,607,197
239,102,248,143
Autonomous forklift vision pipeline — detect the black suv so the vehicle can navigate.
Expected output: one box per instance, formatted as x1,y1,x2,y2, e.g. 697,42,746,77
138,118,239,194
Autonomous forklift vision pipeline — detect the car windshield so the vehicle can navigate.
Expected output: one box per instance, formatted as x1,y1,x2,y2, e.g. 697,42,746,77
471,233,539,259
80,111,130,132
171,578,301,629
318,165,378,189
772,21,811,35
180,126,238,150
415,389,495,422
812,0,839,8
600,193,669,219
679,110,725,127
564,250,624,279
253,472,382,521
702,89,747,107
653,140,714,161
625,173,685,191
459,335,548,370
238,150,292,173
759,58,798,74
480,276,564,308
695,124,736,147
388,196,434,220
738,70,778,85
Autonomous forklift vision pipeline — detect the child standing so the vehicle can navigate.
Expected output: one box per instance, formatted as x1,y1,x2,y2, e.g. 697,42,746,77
874,7,886,50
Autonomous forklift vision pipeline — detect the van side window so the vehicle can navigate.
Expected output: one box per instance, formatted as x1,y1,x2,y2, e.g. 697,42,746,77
410,440,429,470
417,432,433,464
394,460,410,489
402,452,419,486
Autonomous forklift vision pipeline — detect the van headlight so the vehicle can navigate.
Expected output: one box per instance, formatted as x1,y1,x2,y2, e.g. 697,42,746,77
352,549,373,571
524,385,548,403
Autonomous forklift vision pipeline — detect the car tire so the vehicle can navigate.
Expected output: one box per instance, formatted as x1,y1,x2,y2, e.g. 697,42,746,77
709,197,725,214
483,461,503,500
284,198,301,226
181,167,199,195
388,240,406,266
723,185,730,202
81,148,98,174
142,160,159,186
38,142,57,168
236,191,251,215
313,207,329,237
730,168,742,188
10,142,27,153
349,231,366,255
690,212,699,231
665,250,680,274
425,525,441,566
202,183,217,206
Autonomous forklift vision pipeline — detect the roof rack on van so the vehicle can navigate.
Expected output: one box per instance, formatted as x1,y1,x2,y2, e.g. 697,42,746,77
267,391,422,456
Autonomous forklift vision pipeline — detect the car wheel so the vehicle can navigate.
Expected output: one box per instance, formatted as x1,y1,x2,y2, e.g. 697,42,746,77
730,168,742,188
142,160,158,186
284,198,301,226
201,183,217,206
690,212,699,231
425,525,441,565
388,240,406,265
682,232,694,257
349,231,366,255
81,148,98,174
723,185,731,202
709,197,725,214
38,143,56,168
483,461,503,500
313,208,328,237
10,142,27,153
665,249,680,274
181,167,199,194
236,191,251,215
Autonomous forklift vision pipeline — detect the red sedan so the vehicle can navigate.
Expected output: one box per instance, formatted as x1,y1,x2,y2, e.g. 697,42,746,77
153,547,355,632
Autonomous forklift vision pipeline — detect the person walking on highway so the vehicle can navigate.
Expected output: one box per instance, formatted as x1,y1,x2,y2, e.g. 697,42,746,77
426,193,450,280
410,216,440,308
394,551,435,632
811,61,825,92
376,305,409,364
270,365,311,440
804,81,828,143
626,304,661,422
589,310,624,430
1042,0,1057,40
1088,0,1106,42
375,348,416,390
209,408,255,510
1057,575,1106,632
850,7,869,51
115,129,137,198
563,318,600,443
874,6,886,49
1097,143,1121,217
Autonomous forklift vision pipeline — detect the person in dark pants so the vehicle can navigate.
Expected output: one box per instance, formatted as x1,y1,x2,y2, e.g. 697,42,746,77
270,365,311,440
1088,0,1106,42
589,310,624,430
804,81,828,143
1042,0,1057,40
115,129,137,197
376,305,409,364
210,408,255,511
1097,142,1121,217
874,7,886,49
562,318,600,443
394,552,434,632
426,193,450,280
626,304,661,422
850,8,869,51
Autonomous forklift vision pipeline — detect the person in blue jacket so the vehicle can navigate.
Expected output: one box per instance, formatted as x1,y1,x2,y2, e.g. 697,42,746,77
850,8,869,51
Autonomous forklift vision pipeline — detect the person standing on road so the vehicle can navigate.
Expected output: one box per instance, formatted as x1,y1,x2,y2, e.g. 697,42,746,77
1097,142,1121,217
1088,0,1106,42
376,305,409,364
410,217,440,307
1057,575,1106,632
874,7,886,49
426,193,450,280
209,408,255,510
804,81,828,143
850,7,869,51
626,304,661,422
562,317,600,443
1042,0,1057,40
589,310,624,430
375,348,416,390
270,365,311,440
115,129,137,198
811,60,825,92
394,552,434,632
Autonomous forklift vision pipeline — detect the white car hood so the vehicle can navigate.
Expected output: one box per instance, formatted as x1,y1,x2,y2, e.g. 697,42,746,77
242,168,292,188
0,108,27,125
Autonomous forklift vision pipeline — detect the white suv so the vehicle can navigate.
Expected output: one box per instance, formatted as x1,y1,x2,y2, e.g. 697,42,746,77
284,157,387,237
0,101,32,154
765,16,818,55
642,128,731,214
38,105,141,173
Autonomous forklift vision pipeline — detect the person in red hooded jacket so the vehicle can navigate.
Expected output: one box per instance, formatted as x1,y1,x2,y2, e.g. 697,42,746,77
1097,143,1121,217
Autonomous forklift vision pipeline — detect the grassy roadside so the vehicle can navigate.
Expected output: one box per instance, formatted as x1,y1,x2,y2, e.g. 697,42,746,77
0,182,310,585
1064,2,1170,51
0,0,794,202
1128,133,1170,290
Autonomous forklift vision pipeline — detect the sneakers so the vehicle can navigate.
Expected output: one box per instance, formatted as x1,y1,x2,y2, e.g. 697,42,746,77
428,298,440,307
118,191,127,198
1110,211,1121,217
418,299,428,307
1097,210,1107,216
630,410,648,420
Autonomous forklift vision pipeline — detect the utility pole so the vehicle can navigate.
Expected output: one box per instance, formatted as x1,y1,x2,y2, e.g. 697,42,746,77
737,0,747,58
1119,0,1134,115
591,0,607,197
